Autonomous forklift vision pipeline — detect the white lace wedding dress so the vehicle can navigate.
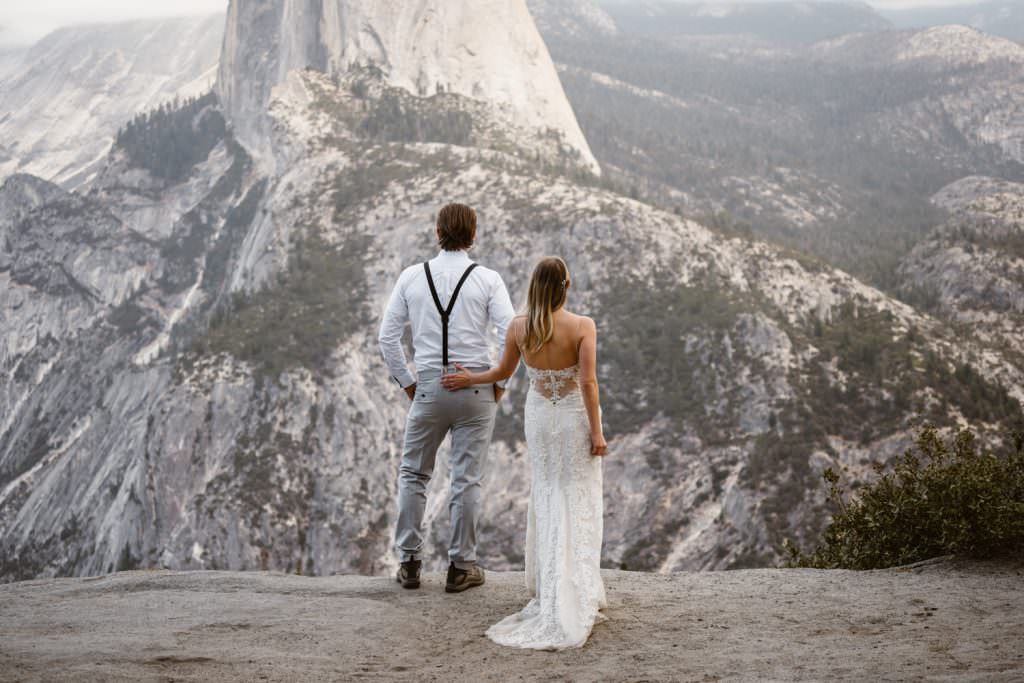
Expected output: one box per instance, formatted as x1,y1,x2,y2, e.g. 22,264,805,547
486,364,607,651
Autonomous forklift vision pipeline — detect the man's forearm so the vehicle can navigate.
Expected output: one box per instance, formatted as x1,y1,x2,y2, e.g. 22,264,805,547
379,338,416,389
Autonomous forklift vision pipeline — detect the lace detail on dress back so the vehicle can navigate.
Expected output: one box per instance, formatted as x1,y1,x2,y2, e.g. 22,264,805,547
525,364,580,403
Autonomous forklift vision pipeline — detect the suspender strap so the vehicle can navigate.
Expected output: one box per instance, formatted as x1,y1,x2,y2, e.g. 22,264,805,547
424,261,479,367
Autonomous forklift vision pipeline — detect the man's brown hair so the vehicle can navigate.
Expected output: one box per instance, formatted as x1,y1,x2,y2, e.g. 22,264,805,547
436,203,477,251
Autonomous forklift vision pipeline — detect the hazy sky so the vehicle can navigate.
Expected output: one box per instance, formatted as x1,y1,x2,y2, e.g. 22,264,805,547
0,1,227,44
0,0,992,46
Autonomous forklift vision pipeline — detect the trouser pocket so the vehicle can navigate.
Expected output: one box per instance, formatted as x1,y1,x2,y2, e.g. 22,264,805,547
412,376,442,403
465,384,496,405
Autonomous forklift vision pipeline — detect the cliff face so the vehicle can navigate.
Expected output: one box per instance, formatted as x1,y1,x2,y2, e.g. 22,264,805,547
0,124,264,579
216,0,599,174
899,176,1024,367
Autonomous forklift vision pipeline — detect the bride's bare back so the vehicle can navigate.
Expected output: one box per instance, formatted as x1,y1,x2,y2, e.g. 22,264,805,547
512,310,587,370
441,304,605,456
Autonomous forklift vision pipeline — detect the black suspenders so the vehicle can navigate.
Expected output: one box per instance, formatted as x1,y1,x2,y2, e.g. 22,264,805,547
424,262,479,367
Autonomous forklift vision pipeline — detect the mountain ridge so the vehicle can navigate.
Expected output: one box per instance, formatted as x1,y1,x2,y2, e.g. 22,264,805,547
0,14,223,189
599,0,892,45
881,0,1024,42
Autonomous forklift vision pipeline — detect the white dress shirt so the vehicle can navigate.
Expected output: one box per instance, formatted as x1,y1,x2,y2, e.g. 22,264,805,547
378,249,516,389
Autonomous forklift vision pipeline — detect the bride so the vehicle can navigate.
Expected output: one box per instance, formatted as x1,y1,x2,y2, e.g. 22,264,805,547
441,256,608,650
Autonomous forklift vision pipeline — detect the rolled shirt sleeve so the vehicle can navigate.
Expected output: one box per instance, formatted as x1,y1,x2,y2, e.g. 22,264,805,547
378,274,417,389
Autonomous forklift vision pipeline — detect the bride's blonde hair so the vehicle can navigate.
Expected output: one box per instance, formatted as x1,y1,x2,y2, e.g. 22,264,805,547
523,257,570,353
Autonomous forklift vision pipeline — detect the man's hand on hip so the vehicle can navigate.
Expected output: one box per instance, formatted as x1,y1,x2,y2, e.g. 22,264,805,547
493,385,505,402
404,384,417,402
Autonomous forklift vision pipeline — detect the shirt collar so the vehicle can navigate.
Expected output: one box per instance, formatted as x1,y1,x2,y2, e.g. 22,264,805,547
436,249,472,265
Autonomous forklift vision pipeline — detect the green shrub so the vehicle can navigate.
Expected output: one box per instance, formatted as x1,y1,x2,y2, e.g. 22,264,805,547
785,425,1024,569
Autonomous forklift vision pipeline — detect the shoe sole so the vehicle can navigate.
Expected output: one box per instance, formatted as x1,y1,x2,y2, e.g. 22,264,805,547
444,578,484,594
396,576,420,590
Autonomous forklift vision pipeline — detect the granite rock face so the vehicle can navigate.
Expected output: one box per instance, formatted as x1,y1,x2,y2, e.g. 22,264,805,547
899,176,1024,366
216,0,599,174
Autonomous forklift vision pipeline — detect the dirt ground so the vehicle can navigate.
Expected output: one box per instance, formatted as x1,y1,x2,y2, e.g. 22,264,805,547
1,557,1021,682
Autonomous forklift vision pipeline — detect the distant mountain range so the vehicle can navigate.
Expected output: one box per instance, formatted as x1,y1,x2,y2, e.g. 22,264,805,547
0,15,222,189
551,24,1024,288
593,1,1024,45
881,0,1024,42
597,1,892,44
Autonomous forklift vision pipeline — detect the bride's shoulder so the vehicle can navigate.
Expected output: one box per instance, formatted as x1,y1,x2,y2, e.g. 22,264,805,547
509,315,527,336
564,311,597,333
563,309,594,323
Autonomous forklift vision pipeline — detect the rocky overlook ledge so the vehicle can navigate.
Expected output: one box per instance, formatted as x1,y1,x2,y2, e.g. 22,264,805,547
1,558,1021,682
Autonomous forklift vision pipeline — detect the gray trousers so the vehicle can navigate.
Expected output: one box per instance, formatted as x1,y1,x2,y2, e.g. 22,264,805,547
395,369,498,569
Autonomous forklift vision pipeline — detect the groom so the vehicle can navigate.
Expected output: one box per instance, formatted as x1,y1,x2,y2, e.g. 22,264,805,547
378,203,515,593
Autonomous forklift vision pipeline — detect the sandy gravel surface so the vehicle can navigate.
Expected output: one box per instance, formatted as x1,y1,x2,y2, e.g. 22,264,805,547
1,558,1021,682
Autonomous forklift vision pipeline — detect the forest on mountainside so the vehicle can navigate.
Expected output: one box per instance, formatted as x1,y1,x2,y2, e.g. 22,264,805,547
548,32,1024,292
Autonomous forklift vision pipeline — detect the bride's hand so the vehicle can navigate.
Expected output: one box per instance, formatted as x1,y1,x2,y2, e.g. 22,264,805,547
440,363,474,391
590,432,608,457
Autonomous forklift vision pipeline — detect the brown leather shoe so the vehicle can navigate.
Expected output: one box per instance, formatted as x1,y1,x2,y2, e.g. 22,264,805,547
445,563,485,593
397,560,421,589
